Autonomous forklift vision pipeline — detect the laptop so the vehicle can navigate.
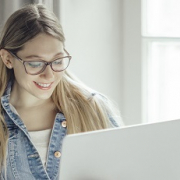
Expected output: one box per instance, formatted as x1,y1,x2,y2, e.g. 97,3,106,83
59,119,180,180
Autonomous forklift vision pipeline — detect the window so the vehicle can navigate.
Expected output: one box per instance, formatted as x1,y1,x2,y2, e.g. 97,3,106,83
142,0,180,122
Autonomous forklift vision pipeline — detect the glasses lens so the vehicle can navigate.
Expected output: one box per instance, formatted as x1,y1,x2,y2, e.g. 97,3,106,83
52,57,70,71
24,61,45,74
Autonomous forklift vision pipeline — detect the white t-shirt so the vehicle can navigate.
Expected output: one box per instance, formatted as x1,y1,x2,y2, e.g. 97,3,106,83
29,129,52,167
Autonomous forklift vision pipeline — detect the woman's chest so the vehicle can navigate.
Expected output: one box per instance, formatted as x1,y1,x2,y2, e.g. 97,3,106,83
5,121,67,180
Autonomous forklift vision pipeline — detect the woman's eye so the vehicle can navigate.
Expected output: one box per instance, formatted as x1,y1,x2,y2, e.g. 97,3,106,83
27,62,44,68
53,59,63,65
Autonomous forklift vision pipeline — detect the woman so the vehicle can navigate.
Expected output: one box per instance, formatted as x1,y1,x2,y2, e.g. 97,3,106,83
0,4,121,179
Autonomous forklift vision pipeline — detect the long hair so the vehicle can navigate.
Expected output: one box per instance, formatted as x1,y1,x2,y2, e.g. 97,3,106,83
0,4,122,169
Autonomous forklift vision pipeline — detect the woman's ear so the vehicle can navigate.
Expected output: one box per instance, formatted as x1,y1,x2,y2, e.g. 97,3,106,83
0,49,14,69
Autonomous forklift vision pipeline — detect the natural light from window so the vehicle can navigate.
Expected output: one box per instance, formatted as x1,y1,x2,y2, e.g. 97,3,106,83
144,41,180,122
142,0,180,122
143,0,180,37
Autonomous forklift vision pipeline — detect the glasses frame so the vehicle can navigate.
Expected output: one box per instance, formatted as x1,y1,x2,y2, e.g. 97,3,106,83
8,49,72,75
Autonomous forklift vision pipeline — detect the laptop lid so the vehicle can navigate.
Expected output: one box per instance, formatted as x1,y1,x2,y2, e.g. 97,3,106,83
60,119,180,180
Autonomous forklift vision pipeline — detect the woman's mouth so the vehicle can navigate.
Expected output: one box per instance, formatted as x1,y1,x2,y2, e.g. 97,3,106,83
34,81,53,90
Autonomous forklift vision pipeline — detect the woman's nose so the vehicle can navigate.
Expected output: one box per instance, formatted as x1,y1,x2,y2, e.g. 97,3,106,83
41,65,54,80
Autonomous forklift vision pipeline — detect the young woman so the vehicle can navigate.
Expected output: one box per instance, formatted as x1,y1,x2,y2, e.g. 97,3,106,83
0,4,121,179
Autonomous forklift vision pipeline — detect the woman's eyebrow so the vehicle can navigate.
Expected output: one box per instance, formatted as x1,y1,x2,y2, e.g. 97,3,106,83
25,55,42,59
24,52,64,59
54,52,64,57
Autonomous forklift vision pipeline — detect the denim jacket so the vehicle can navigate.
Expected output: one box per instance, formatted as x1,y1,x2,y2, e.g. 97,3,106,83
1,82,118,180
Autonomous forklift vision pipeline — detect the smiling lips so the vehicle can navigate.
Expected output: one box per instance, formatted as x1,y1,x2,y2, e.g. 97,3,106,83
34,81,53,90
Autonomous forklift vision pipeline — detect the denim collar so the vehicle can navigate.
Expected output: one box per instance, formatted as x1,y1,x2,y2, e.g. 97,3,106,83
1,80,28,132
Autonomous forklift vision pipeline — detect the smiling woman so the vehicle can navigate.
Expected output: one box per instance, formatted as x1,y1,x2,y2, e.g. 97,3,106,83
0,3,121,180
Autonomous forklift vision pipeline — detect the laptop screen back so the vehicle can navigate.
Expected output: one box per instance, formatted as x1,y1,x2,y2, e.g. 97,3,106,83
60,119,180,180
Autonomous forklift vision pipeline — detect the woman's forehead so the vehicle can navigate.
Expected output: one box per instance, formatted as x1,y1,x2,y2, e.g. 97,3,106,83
18,33,64,57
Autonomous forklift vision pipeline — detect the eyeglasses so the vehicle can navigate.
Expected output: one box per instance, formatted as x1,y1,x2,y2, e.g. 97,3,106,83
8,49,72,75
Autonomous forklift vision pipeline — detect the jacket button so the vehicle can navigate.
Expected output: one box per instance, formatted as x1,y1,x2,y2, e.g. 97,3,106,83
4,103,8,107
54,151,61,158
61,121,67,128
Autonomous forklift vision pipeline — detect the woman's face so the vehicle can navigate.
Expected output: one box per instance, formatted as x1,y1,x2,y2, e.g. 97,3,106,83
10,33,65,100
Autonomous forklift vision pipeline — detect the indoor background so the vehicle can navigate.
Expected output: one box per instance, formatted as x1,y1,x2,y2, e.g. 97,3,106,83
0,0,178,126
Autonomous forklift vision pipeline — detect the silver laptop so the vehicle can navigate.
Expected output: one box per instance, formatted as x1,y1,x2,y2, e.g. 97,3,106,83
59,119,180,180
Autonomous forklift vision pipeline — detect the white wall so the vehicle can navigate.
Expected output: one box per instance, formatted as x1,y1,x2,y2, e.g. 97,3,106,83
60,0,142,126
122,0,142,125
60,0,123,112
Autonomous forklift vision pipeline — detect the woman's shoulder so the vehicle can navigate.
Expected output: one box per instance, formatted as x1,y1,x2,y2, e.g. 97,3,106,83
90,92,123,127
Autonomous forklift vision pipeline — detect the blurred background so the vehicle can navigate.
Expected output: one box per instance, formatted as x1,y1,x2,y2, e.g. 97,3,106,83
1,0,179,126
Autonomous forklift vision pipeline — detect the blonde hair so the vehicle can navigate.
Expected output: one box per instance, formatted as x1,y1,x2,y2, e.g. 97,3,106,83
0,4,121,170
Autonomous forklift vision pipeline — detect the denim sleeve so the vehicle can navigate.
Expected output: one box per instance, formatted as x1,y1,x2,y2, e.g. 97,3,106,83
1,174,5,180
109,116,120,127
92,93,121,128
